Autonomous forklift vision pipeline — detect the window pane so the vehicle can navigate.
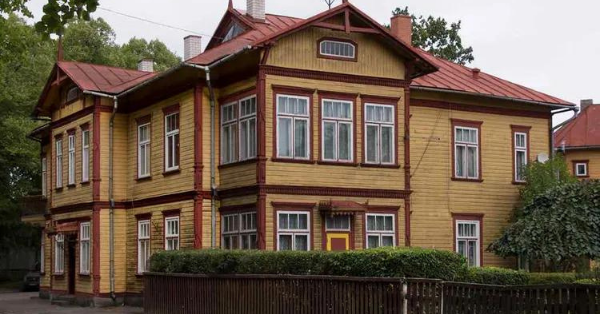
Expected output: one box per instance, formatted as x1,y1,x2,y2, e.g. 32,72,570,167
367,236,379,248
295,235,308,251
323,122,336,160
249,118,256,158
240,120,248,160
367,216,375,231
278,118,292,157
468,241,477,267
381,126,393,163
279,235,292,250
382,236,394,247
384,216,393,231
294,119,308,158
339,123,351,161
516,151,526,180
279,214,288,230
458,240,466,257
289,214,298,229
376,216,384,231
366,125,378,163
456,145,465,177
467,147,477,178
298,214,308,230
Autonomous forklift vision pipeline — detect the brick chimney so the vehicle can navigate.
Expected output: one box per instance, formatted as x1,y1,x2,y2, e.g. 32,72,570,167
390,14,412,44
581,99,594,112
138,59,154,72
247,0,265,20
184,35,202,60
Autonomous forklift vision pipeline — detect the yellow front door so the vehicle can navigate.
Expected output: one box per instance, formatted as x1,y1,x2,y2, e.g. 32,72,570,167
326,233,350,251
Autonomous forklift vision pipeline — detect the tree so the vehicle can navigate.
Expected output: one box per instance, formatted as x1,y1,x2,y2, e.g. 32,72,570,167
391,7,474,65
117,38,181,72
489,180,600,272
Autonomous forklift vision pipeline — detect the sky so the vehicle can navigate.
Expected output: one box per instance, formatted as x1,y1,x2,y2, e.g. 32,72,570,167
25,0,600,124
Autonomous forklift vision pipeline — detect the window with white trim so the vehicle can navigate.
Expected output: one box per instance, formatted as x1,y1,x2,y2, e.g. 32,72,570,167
137,220,150,274
54,234,64,274
221,96,258,165
319,40,356,59
454,127,479,179
82,130,90,182
325,216,350,231
456,220,480,267
222,212,257,250
322,99,353,162
366,214,395,248
55,139,63,188
239,97,257,161
164,217,179,251
165,113,180,171
40,233,45,273
68,134,75,185
79,222,90,274
277,212,310,251
576,162,588,177
41,157,47,197
277,95,310,159
138,123,151,178
514,132,527,182
365,104,395,164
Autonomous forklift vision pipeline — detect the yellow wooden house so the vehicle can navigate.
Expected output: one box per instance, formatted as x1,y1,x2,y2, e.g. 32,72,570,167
27,0,574,306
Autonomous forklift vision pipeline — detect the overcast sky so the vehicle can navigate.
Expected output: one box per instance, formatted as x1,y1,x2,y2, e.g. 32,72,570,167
26,0,600,123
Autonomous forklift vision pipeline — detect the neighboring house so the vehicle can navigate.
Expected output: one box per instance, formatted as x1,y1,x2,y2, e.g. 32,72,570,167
554,99,600,179
26,0,574,305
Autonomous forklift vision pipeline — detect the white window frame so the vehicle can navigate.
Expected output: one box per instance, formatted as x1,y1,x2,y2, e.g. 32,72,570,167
364,104,395,165
79,222,91,275
41,157,47,197
455,220,481,267
321,99,353,162
325,215,351,231
82,130,90,182
454,126,480,179
575,162,588,177
164,113,180,172
137,220,151,274
67,134,75,185
365,213,396,248
277,211,311,251
55,139,63,188
239,96,257,162
221,212,257,250
514,132,527,182
221,102,238,165
138,123,151,178
276,94,311,160
319,40,356,59
164,216,180,251
54,234,64,274
40,233,45,273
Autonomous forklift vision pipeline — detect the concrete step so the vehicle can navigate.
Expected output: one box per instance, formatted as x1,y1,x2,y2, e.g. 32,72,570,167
51,295,76,307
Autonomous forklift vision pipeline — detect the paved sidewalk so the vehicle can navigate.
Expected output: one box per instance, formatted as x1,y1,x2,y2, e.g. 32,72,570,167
0,293,143,314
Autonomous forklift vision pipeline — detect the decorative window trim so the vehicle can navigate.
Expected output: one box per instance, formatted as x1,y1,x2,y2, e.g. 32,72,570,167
317,37,358,62
272,203,315,251
81,128,90,183
274,93,312,161
219,94,258,166
55,136,63,189
451,119,483,182
452,213,484,267
41,157,47,197
54,233,64,275
364,213,396,248
511,125,531,184
64,86,81,105
362,98,398,167
137,219,151,274
573,160,589,178
137,117,152,179
318,92,357,165
221,211,258,250
324,215,351,231
164,215,180,251
67,132,76,186
163,105,180,174
79,222,91,275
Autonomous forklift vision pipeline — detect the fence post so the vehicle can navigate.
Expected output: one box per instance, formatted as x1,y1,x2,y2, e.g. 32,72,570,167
439,281,444,314
402,280,408,314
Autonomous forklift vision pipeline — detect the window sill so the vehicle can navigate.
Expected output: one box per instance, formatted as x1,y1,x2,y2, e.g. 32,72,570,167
53,273,64,278
136,176,152,182
317,161,359,167
576,175,590,179
80,181,90,185
67,184,76,189
219,159,257,169
55,187,63,192
451,177,484,183
512,180,526,186
162,169,181,177
359,163,401,169
271,157,315,165
135,273,145,278
79,273,91,277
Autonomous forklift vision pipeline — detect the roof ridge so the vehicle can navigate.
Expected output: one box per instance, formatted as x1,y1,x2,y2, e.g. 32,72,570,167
58,60,150,74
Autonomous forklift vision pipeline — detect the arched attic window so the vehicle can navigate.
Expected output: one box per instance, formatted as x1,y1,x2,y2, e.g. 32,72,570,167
318,38,357,61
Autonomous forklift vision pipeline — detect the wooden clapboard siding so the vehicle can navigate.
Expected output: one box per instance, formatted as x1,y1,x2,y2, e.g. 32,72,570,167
201,199,219,249
112,114,128,201
40,232,51,288
125,200,194,293
563,150,600,179
265,74,405,189
409,95,550,267
51,96,94,121
267,27,406,79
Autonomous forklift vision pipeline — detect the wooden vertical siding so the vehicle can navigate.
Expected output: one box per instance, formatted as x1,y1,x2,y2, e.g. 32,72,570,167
267,27,406,79
409,94,551,267
563,150,600,179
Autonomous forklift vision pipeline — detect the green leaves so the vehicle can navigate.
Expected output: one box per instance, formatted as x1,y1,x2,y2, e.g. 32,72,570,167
33,0,99,38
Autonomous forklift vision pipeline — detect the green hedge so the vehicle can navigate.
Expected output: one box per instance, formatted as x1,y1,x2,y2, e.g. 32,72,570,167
459,267,530,285
527,272,578,285
149,248,468,281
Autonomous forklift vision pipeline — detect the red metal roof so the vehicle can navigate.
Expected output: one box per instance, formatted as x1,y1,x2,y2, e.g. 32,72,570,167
554,105,600,149
58,61,157,94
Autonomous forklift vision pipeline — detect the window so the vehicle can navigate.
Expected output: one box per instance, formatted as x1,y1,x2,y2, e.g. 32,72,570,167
222,212,257,250
239,97,257,161
322,99,353,162
514,132,528,182
138,123,151,178
223,22,244,42
221,97,257,165
456,220,480,267
68,134,75,185
454,125,480,179
164,113,180,172
138,220,151,274
325,216,350,231
79,222,90,274
41,157,47,197
277,95,310,159
82,130,90,182
55,138,63,188
319,40,356,59
54,234,64,274
575,161,589,177
365,214,395,248
277,212,310,251
40,233,45,273
65,86,80,103
164,216,179,251
365,104,395,165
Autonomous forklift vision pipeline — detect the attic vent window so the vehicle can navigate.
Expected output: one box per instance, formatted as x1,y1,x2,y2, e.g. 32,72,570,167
223,22,244,42
319,39,356,60
65,86,80,104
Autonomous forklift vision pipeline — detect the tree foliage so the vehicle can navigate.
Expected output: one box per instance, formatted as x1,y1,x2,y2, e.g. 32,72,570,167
489,180,600,272
391,7,474,65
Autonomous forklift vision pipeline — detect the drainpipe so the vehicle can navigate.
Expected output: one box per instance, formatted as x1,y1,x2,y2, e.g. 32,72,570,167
550,107,578,157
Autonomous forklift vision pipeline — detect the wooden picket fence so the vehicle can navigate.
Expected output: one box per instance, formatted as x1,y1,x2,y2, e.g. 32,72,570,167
144,273,600,314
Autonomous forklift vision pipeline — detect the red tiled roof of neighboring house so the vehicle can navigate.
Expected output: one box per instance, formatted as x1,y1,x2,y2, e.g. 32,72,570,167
554,104,600,149
57,61,157,94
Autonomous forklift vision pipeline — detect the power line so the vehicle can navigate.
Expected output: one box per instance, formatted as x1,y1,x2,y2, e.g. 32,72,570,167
97,7,221,39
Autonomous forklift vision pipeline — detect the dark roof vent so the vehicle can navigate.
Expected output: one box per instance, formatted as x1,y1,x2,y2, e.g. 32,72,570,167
471,68,481,79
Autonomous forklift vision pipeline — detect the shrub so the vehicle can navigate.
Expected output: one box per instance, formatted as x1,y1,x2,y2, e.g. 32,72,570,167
149,247,468,281
458,267,529,285
527,272,577,285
